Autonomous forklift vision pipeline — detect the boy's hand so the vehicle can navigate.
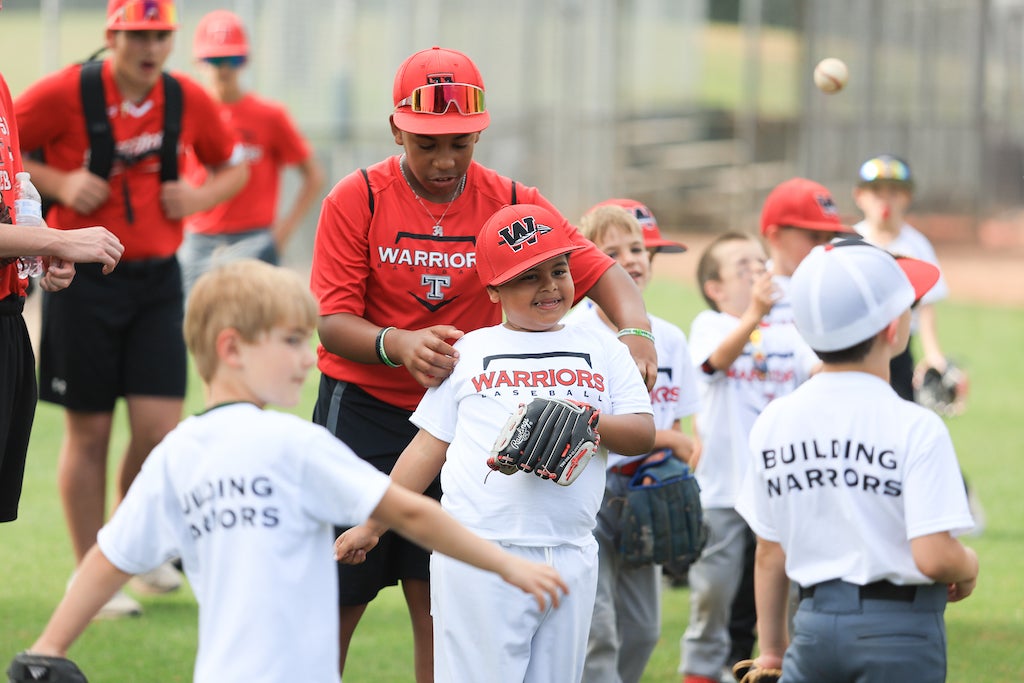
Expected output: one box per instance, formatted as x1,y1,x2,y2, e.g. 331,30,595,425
748,271,777,318
498,556,569,611
334,525,383,565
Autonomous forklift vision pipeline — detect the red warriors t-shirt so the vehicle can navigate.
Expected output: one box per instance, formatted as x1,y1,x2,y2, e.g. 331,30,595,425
0,73,26,300
184,93,311,234
15,60,238,260
311,157,615,411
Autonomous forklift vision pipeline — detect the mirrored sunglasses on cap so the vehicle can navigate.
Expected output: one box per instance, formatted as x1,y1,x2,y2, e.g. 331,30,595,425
858,156,912,185
116,0,178,25
203,55,247,68
396,82,486,116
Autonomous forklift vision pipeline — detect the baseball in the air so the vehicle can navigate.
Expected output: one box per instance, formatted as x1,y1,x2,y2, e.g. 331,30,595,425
813,58,848,94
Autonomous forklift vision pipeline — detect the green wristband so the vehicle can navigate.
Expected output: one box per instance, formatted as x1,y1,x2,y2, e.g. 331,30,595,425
616,327,655,343
375,326,401,367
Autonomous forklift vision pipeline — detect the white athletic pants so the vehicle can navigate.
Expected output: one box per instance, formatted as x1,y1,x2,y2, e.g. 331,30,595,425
431,540,599,683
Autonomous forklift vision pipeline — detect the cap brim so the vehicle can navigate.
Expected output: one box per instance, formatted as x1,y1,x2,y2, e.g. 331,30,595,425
196,47,247,58
783,220,857,234
894,256,940,303
489,244,587,286
645,238,687,253
392,110,490,136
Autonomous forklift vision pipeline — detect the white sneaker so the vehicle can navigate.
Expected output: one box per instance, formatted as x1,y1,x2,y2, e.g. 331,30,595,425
94,590,143,620
128,560,183,595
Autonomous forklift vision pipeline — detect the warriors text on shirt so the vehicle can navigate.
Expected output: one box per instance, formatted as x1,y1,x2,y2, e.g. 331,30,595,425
760,438,902,498
182,475,280,538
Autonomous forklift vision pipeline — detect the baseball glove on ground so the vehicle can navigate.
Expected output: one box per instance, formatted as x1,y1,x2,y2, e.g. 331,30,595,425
617,453,707,569
488,398,600,486
732,659,782,683
7,652,88,683
914,360,969,417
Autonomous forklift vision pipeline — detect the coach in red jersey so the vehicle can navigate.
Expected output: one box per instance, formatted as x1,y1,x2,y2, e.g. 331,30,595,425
311,46,656,682
14,0,247,616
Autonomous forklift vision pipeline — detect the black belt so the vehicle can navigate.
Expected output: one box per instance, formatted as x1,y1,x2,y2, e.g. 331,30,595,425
799,580,918,602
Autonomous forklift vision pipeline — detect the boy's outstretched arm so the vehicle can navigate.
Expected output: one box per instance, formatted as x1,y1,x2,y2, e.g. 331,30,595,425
335,429,447,563
370,483,569,610
586,264,657,390
29,545,132,657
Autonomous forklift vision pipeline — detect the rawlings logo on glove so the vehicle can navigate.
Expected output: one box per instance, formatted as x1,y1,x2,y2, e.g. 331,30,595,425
7,652,89,683
488,398,600,486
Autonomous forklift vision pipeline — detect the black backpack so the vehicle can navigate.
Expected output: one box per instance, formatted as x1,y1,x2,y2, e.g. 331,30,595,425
32,59,183,223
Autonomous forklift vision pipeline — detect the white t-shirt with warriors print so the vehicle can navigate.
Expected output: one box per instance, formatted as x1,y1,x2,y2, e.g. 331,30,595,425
689,308,818,509
98,403,390,683
411,323,653,548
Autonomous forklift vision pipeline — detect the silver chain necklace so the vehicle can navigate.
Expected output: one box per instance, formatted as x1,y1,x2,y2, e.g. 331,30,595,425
399,154,466,236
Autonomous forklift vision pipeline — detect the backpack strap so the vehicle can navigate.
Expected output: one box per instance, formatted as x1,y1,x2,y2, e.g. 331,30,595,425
79,60,114,179
78,62,182,182
360,168,374,216
510,179,518,205
160,72,182,182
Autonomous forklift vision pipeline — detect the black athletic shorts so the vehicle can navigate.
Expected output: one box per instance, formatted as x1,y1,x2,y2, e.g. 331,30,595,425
39,258,187,411
313,375,442,605
0,295,37,522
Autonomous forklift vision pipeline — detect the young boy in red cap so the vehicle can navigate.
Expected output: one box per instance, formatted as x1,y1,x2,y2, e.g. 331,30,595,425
311,46,656,681
15,0,247,614
336,204,655,683
179,9,325,295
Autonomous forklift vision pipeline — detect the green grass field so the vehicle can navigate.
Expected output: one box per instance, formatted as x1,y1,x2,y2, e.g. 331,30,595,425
1,277,1021,681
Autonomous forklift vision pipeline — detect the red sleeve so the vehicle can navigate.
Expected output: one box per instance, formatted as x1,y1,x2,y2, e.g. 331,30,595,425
310,170,373,316
177,74,238,167
513,186,614,304
13,68,76,154
269,103,311,166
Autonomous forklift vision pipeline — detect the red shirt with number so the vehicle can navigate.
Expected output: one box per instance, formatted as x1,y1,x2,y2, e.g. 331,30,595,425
311,156,615,411
184,93,311,234
14,59,238,261
0,73,26,300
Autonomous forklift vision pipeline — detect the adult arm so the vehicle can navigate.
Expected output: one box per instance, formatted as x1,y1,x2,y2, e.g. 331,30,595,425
585,264,657,389
271,156,325,251
318,313,464,388
160,158,248,220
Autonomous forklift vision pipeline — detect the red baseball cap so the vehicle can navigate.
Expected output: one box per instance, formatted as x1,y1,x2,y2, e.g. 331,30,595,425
476,204,585,286
107,0,178,31
590,198,686,253
392,47,490,136
193,10,248,59
760,177,855,236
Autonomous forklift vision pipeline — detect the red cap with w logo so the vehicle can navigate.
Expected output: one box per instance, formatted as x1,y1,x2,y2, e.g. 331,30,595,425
476,204,585,286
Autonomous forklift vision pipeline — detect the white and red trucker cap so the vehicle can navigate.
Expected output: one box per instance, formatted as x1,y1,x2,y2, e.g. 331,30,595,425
790,238,940,352
392,46,490,136
476,204,585,287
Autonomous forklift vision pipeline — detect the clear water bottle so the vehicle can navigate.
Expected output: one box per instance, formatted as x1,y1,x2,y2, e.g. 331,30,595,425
14,171,45,279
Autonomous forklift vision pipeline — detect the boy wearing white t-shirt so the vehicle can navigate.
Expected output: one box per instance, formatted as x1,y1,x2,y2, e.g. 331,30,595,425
735,239,978,682
15,260,567,683
567,201,699,683
679,232,818,683
336,204,655,683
